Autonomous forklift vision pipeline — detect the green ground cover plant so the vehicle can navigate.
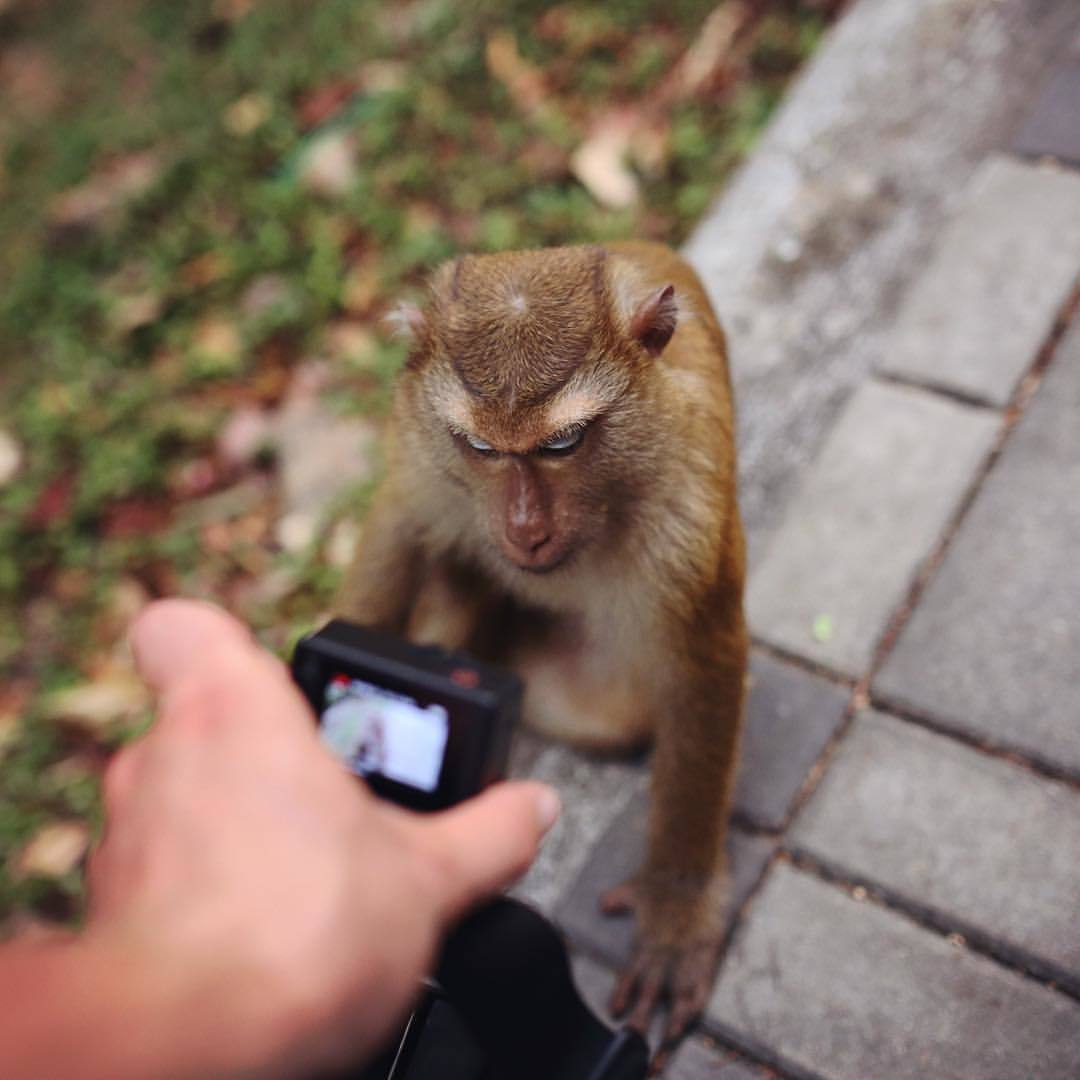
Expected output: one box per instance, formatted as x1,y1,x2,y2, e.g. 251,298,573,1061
0,0,836,926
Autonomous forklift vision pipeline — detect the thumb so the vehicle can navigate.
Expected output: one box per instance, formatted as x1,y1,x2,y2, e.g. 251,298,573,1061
415,781,560,920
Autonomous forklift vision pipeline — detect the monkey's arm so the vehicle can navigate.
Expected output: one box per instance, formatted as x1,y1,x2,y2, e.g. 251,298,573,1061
604,575,747,1057
336,489,423,633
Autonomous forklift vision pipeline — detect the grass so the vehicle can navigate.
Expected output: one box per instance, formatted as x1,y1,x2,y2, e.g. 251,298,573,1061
0,0,834,926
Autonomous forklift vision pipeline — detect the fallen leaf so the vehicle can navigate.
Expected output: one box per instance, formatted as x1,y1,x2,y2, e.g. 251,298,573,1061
48,150,162,231
324,321,378,368
167,456,220,499
485,31,551,120
40,673,150,734
296,129,359,198
0,429,22,487
570,109,641,209
240,274,295,321
100,498,173,540
340,260,382,315
0,45,62,121
223,92,271,135
297,79,357,129
110,291,164,335
812,613,834,643
192,313,244,371
673,0,753,98
357,60,407,95
14,821,91,881
26,471,75,529
182,251,229,288
217,405,274,469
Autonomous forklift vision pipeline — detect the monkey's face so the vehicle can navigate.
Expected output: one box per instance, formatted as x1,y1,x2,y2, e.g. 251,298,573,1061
397,247,677,578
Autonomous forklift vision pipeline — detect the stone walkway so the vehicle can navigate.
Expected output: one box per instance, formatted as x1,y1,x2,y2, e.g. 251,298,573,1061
512,1,1080,1076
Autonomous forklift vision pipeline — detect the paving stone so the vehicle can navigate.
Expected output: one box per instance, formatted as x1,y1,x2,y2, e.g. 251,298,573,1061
511,742,647,911
1013,61,1080,168
746,381,998,677
876,322,1080,777
683,0,1080,559
790,711,1080,994
878,155,1080,406
667,1039,766,1080
707,863,1080,1080
556,791,775,968
733,652,849,831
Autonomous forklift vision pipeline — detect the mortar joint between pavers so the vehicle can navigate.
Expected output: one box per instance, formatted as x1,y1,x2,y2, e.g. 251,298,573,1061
866,694,1080,792
782,847,1080,1005
872,370,1004,412
864,267,1080,690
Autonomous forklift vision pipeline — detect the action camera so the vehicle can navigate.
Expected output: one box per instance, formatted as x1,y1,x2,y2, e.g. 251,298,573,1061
291,619,522,812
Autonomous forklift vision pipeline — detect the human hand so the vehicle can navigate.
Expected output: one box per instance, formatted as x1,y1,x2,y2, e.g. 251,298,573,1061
84,599,559,1077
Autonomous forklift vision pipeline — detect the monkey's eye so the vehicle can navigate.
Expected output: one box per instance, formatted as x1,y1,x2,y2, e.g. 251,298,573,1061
538,427,586,456
464,433,496,454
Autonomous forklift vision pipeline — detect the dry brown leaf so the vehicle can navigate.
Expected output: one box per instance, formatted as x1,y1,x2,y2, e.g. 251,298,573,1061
324,321,379,368
192,313,243,363
485,31,551,121
14,821,90,881
570,109,641,209
40,673,150,734
297,130,359,198
217,405,274,469
357,60,408,95
0,428,22,488
224,92,271,136
49,150,163,231
674,0,752,97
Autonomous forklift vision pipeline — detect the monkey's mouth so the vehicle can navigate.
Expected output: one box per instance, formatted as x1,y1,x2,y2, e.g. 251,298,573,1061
503,545,574,575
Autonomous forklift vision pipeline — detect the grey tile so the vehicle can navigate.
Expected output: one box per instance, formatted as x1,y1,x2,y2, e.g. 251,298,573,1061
876,320,1080,777
708,863,1080,1080
733,652,849,831
555,791,775,968
747,381,998,677
1013,61,1080,167
878,155,1080,405
510,742,647,911
790,711,1080,993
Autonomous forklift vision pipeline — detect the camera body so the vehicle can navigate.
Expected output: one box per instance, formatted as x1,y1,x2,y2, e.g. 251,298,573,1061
291,619,522,811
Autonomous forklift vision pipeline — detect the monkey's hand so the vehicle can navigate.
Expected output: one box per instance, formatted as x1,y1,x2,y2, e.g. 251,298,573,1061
600,873,728,1071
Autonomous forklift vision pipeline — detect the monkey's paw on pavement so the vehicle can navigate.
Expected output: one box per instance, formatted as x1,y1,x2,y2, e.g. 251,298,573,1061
599,878,725,1074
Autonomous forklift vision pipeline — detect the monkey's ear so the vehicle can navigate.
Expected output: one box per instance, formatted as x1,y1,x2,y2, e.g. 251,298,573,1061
629,285,678,357
386,301,428,342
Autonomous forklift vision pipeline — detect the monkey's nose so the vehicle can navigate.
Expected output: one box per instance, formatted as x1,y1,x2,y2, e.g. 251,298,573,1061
506,527,551,559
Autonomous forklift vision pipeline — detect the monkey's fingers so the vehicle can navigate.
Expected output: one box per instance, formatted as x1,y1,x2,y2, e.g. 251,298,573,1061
646,1045,673,1078
626,953,668,1034
599,879,638,916
609,945,651,1017
660,941,722,1047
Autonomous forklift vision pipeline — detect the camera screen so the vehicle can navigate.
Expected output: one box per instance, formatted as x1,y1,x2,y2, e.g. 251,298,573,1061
319,674,450,792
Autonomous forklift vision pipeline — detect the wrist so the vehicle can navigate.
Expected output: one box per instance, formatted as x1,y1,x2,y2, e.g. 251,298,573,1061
0,929,351,1080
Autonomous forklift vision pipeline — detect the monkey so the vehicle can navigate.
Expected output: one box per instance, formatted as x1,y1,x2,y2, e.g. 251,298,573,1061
337,241,747,1054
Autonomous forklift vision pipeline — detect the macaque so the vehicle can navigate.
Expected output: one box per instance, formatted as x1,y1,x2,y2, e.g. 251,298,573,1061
338,242,747,1052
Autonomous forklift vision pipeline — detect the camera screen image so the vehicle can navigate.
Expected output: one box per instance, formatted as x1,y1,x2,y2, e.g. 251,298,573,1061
320,674,450,793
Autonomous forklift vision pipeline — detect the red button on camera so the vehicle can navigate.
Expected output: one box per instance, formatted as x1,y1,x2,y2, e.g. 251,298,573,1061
450,667,480,688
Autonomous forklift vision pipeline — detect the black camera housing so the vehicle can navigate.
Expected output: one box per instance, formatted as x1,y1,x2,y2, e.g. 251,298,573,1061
291,619,522,812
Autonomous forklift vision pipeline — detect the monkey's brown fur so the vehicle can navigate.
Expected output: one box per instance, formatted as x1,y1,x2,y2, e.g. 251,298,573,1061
338,242,747,1054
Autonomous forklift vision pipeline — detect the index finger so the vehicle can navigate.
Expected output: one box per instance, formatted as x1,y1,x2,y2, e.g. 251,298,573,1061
129,599,316,740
